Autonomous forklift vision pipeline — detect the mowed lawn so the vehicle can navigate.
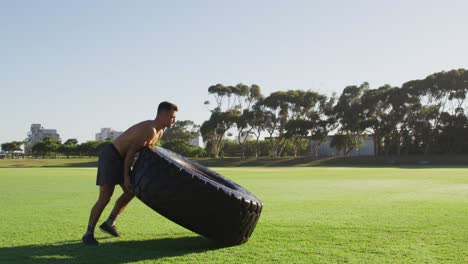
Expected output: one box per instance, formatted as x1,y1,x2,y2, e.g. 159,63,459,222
0,167,467,263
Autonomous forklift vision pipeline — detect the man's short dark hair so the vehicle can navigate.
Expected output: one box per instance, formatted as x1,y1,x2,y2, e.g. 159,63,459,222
157,101,178,114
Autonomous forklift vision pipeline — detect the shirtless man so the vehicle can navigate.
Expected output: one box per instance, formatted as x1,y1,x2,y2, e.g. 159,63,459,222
82,101,178,245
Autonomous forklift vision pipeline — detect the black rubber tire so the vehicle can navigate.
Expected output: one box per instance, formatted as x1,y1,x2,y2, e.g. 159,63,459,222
131,146,263,246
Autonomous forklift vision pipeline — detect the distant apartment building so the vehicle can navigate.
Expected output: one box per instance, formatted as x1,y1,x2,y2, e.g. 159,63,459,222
95,128,123,141
25,124,61,152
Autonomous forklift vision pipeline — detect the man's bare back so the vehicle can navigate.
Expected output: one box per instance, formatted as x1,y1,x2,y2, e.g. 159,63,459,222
111,109,176,192
113,120,163,157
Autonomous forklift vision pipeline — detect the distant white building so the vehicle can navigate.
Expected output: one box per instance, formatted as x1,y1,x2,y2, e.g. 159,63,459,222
310,135,375,157
95,128,123,141
25,124,61,152
237,131,254,144
190,134,205,148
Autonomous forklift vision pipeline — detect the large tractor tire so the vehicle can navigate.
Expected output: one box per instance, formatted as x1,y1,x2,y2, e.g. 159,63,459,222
131,147,263,246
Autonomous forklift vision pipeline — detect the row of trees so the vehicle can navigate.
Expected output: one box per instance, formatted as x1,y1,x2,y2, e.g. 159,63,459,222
31,138,109,158
201,69,468,157
1,120,207,158
3,68,468,158
0,141,23,158
200,83,335,157
1,138,112,158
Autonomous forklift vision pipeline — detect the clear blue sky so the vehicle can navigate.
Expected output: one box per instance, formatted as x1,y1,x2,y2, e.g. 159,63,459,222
1,0,467,144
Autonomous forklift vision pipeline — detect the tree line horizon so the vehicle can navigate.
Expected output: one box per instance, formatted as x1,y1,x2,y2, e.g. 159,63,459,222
2,68,468,158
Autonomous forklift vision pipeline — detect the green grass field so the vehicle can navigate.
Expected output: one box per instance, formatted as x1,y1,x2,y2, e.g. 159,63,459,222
1,166,467,263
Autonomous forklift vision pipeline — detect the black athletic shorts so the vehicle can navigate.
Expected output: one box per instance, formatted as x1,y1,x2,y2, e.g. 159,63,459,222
96,143,124,186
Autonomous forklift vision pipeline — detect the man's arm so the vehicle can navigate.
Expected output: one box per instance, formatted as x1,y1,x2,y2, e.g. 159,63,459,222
122,147,137,192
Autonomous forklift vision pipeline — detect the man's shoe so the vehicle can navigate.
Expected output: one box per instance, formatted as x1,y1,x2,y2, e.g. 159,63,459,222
99,222,120,237
82,234,99,246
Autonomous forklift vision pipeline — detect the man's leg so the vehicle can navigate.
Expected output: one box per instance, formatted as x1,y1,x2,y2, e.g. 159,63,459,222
100,186,134,237
82,185,115,245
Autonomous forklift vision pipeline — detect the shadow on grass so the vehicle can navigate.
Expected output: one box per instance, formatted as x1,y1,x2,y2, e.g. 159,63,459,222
0,236,225,263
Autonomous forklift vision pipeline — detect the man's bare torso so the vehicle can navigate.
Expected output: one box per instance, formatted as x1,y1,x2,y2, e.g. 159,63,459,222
112,120,163,157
